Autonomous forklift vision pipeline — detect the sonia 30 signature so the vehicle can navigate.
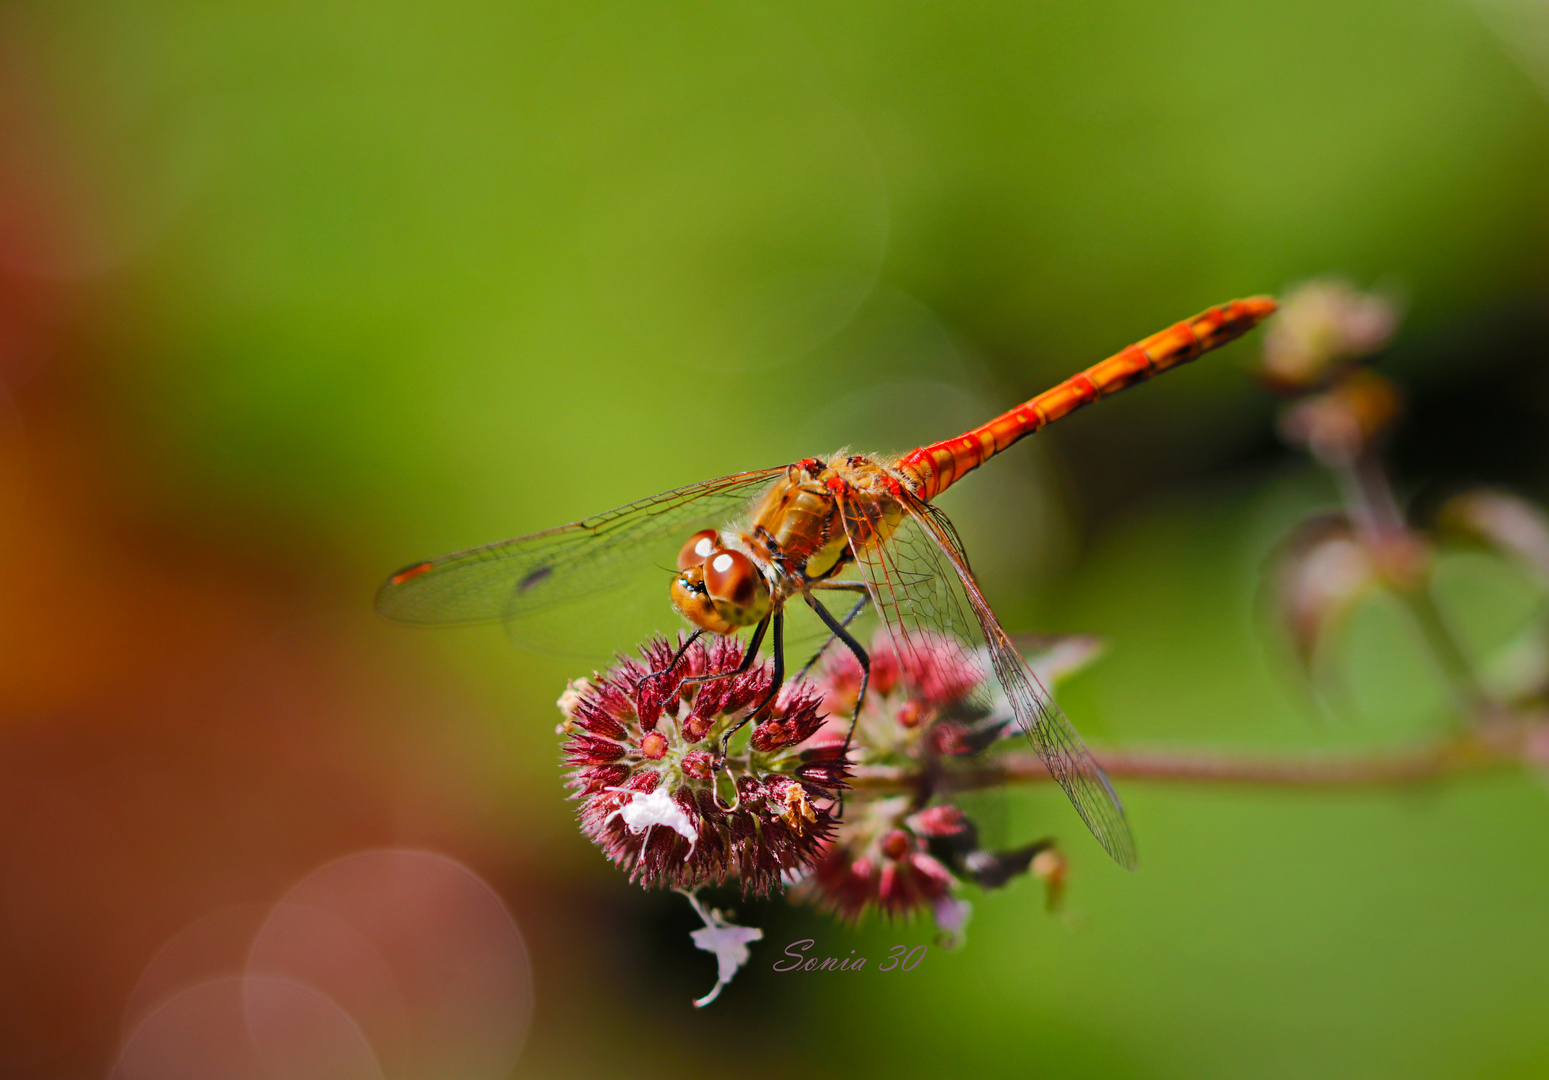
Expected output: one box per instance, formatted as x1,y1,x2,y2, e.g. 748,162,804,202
772,939,929,972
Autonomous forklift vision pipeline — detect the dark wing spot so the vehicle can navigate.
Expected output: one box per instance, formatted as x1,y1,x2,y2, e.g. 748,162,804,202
519,565,553,591
390,561,435,586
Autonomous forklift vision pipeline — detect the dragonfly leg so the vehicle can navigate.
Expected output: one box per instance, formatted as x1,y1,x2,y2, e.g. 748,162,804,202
794,583,870,682
802,591,870,755
802,590,869,821
712,610,785,770
679,614,768,689
632,628,704,690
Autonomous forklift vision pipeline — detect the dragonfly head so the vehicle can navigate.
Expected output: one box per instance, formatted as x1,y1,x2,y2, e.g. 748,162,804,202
671,530,771,635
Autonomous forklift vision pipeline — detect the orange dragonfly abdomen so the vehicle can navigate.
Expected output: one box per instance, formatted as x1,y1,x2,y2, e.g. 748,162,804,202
897,296,1278,501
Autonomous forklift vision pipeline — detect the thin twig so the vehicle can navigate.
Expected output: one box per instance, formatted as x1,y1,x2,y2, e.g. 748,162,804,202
849,732,1526,795
1336,449,1491,718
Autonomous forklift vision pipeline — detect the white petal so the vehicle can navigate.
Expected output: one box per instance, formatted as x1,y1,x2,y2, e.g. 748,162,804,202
555,677,593,726
691,924,764,985
683,892,763,1008
606,785,698,857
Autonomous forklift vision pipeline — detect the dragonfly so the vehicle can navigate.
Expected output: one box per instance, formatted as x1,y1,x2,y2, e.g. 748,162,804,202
378,297,1277,868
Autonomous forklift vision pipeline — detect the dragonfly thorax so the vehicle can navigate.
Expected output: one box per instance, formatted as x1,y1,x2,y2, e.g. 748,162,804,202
669,455,909,637
748,457,879,576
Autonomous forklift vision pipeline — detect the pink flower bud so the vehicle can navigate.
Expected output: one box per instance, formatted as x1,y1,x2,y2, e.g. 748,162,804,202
907,805,968,837
1258,279,1399,392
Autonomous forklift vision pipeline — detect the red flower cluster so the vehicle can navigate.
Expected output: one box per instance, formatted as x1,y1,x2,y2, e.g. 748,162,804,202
813,629,1006,763
801,800,965,922
560,636,849,894
816,630,987,748
559,628,1068,942
788,631,1054,934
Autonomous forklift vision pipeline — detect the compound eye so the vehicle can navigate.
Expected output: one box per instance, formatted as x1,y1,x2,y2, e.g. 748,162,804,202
677,529,719,571
704,548,766,610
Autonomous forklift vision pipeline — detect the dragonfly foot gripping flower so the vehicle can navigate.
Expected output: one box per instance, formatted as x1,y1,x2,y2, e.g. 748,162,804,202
560,635,849,895
561,628,1089,1000
787,630,1073,941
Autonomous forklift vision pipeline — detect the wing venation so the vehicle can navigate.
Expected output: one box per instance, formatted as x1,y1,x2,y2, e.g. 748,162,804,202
375,467,785,627
838,485,1137,869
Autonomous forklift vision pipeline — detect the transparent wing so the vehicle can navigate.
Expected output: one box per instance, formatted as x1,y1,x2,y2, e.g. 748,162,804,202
839,487,1137,870
375,467,786,627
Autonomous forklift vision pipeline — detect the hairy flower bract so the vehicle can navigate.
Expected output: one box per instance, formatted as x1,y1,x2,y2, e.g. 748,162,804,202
561,635,848,894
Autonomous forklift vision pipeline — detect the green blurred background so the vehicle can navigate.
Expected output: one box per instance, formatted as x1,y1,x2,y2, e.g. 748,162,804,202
4,0,1549,1076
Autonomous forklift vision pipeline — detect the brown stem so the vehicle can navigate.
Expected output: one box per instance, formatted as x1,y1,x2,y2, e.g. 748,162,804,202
1334,447,1490,719
849,731,1525,795
1339,448,1410,548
